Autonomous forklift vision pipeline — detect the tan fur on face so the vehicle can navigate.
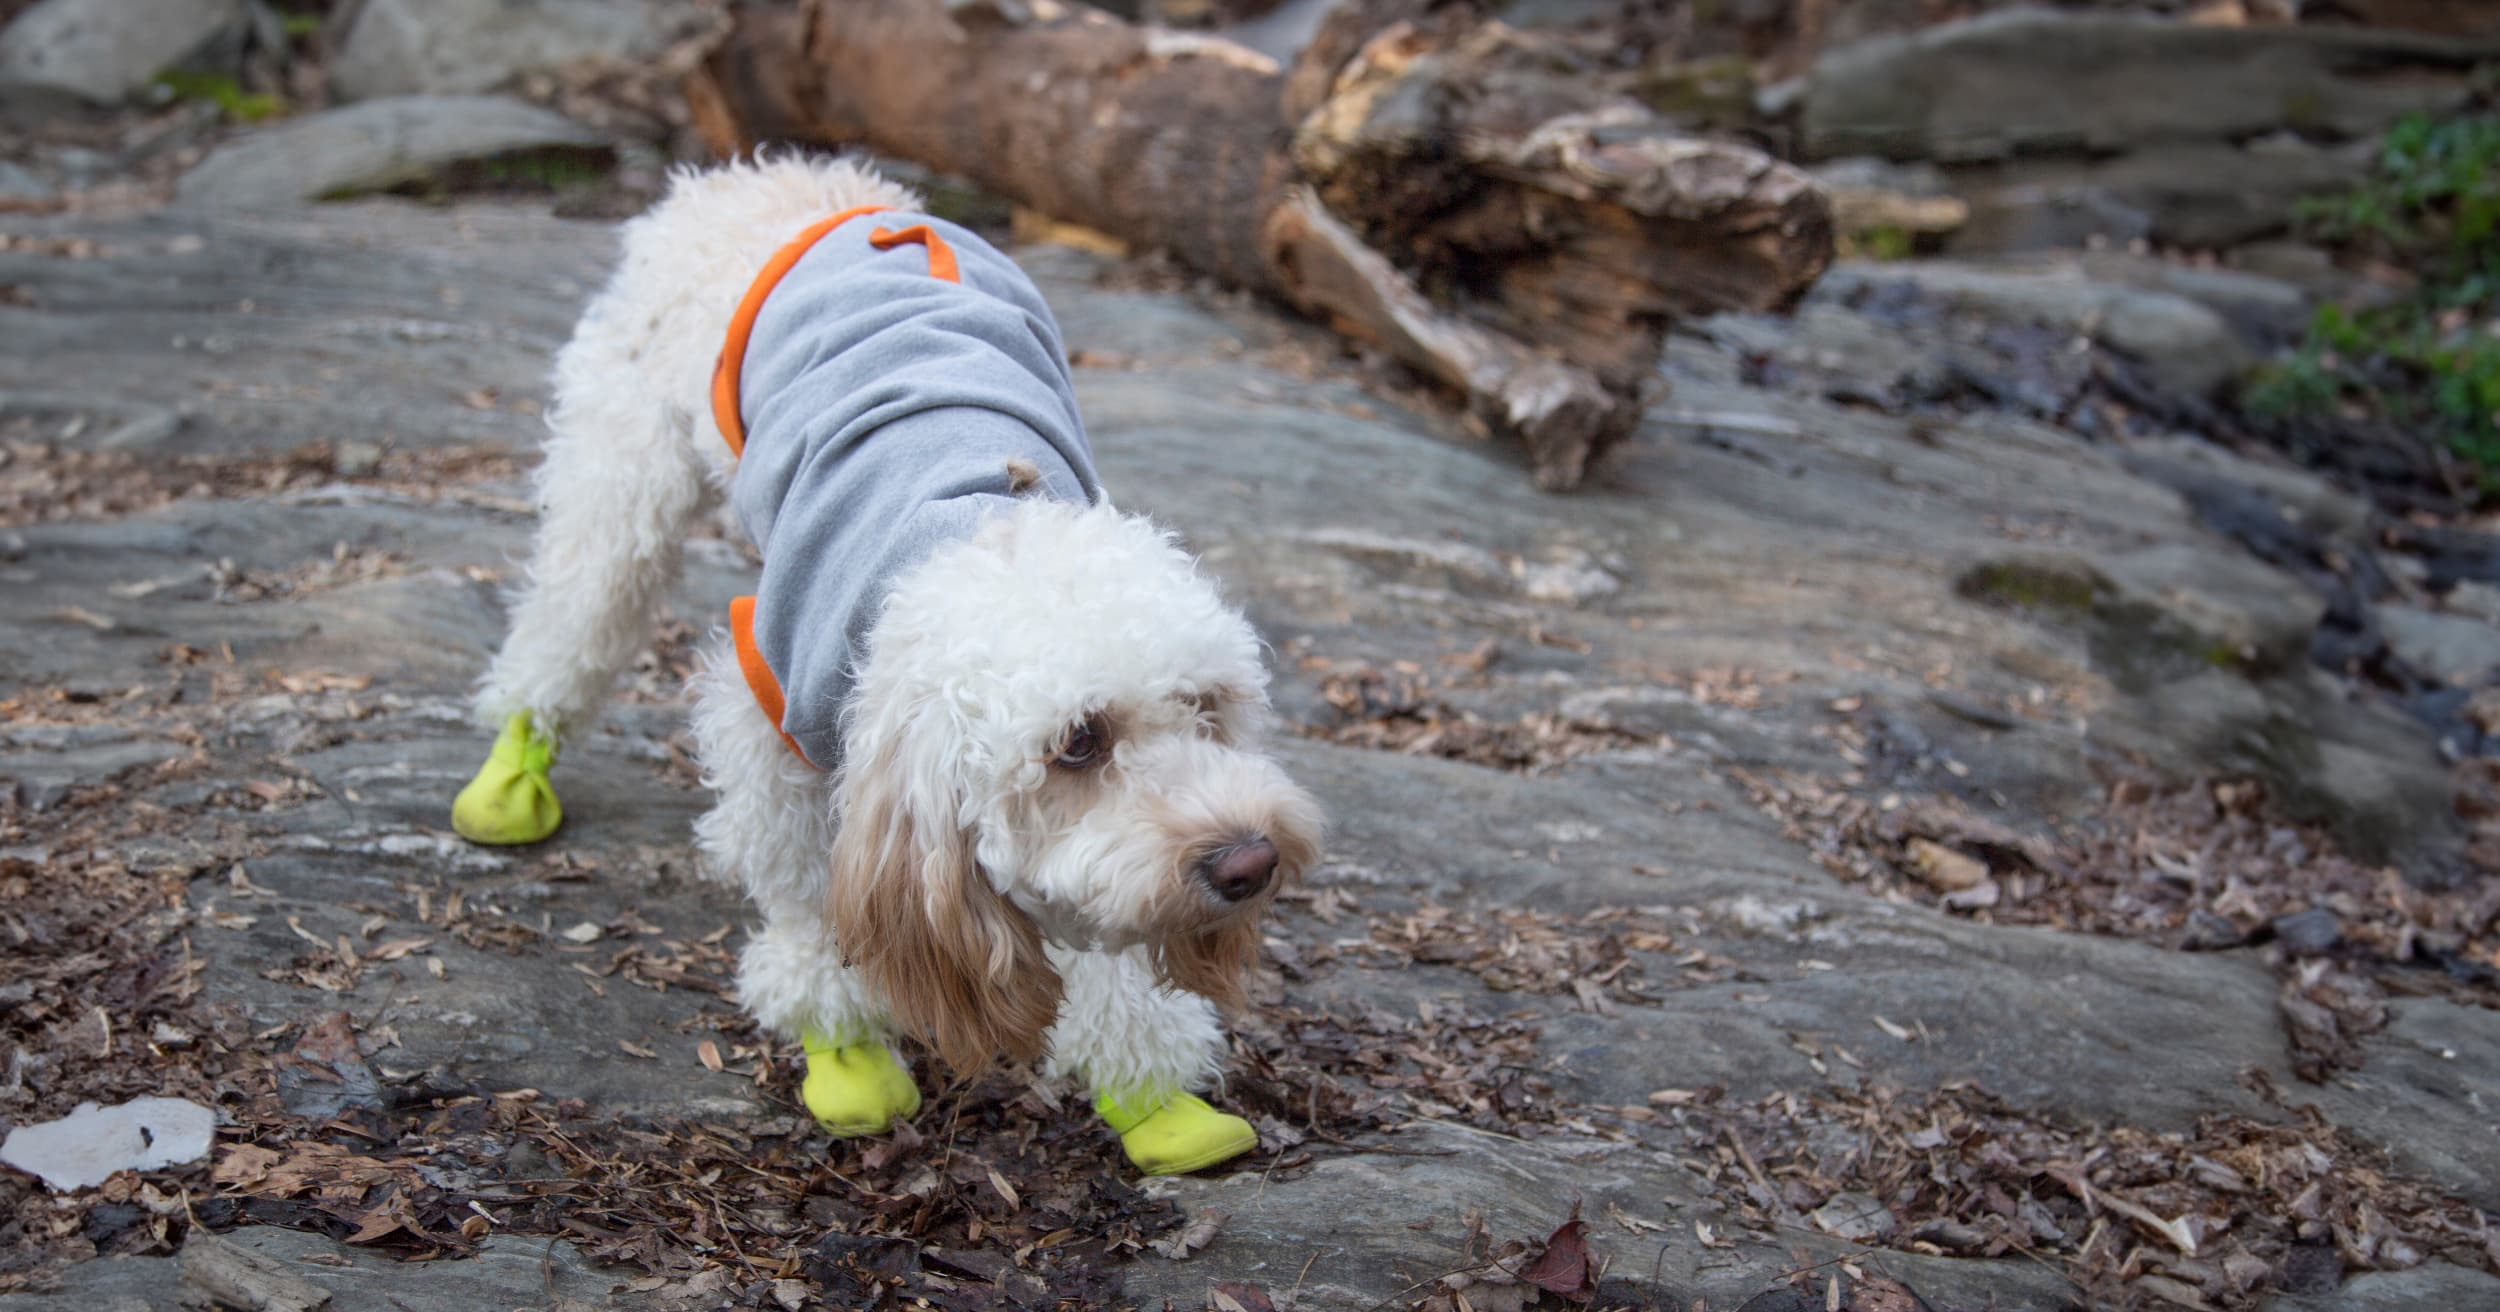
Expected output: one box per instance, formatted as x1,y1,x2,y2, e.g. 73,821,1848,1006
1185,686,1253,746
1135,782,1325,1011
826,733,1063,1075
1149,912,1264,1013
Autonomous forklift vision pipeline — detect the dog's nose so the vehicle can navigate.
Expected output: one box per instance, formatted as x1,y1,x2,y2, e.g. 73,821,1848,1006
1199,839,1278,902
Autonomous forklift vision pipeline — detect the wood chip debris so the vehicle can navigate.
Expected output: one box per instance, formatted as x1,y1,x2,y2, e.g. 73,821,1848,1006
1670,1082,2493,1308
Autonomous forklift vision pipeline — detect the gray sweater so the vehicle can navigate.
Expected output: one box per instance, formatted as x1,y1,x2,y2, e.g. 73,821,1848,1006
724,211,1102,768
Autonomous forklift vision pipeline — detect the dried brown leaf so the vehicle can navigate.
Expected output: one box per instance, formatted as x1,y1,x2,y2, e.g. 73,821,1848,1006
1152,1207,1227,1260
1209,1281,1277,1312
1520,1212,1598,1303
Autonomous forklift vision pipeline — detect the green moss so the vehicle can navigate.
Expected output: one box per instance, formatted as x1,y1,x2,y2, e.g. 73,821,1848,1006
473,151,610,191
1955,560,2106,613
1960,560,2277,696
2278,86,2333,135
1844,225,1916,261
153,71,282,123
369,146,620,204
2199,638,2253,670
1634,54,1756,131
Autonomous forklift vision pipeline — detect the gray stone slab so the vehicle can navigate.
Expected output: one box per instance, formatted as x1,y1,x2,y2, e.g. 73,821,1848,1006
2380,606,2500,687
0,203,606,461
0,0,243,108
2268,1261,2500,1311
1801,9,2497,163
331,0,715,103
1130,1121,2083,1310
179,96,609,209
0,1226,661,1312
1817,258,2249,396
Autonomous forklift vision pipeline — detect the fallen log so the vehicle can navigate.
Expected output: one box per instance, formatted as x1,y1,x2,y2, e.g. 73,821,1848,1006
684,0,1832,490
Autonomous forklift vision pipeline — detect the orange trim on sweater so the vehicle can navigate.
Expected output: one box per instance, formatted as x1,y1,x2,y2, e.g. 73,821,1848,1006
712,208,973,768
709,204,892,458
729,594,817,769
868,224,961,284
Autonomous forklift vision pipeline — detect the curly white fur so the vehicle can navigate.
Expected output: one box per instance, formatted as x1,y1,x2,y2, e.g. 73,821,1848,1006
475,154,1321,1103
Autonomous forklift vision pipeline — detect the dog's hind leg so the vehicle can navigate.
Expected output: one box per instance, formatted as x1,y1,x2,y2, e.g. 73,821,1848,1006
452,291,715,845
1045,947,1258,1175
688,637,920,1138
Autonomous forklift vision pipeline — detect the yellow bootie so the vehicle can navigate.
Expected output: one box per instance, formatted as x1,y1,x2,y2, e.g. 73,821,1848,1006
450,712,562,845
801,1032,921,1138
1095,1090,1258,1176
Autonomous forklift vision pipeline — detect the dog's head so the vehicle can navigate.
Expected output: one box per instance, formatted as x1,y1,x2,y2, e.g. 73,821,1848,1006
826,500,1322,1074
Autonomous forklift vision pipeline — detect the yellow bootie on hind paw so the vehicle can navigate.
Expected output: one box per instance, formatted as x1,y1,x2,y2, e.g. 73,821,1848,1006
801,1033,922,1138
450,712,562,845
1095,1090,1257,1176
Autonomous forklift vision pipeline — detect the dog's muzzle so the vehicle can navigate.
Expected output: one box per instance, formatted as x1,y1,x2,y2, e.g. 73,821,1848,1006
1196,838,1278,903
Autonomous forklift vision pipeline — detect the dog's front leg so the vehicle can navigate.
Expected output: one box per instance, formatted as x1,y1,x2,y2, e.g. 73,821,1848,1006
1043,945,1256,1175
737,918,921,1137
689,640,921,1137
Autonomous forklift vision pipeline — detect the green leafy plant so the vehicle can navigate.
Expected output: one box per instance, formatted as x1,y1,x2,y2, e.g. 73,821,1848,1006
2247,112,2500,481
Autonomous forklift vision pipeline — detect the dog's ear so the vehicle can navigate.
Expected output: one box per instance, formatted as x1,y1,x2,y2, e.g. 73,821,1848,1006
826,718,1063,1076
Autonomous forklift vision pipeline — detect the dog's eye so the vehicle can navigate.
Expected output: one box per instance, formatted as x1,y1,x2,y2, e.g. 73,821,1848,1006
1054,720,1106,769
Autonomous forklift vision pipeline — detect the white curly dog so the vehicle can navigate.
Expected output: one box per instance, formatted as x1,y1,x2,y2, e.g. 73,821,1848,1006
450,154,1322,1175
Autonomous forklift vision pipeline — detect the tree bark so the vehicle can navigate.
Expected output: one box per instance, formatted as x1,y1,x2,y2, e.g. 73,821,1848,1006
685,0,1832,491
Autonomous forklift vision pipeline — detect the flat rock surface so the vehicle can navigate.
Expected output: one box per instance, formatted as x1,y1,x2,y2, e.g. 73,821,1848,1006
176,95,611,208
1800,8,2498,162
0,0,243,107
330,0,715,103
3,198,2495,1310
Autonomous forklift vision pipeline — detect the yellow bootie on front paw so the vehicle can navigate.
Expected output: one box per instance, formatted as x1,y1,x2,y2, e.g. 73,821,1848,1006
1095,1090,1258,1176
450,712,562,846
801,1032,921,1138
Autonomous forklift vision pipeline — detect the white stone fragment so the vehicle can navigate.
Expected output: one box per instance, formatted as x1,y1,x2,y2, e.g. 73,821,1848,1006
0,1096,216,1192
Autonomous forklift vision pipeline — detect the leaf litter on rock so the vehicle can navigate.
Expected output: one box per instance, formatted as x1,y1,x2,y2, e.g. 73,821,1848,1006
0,438,528,529
1345,900,1737,1007
19,642,2482,1310
1728,764,2500,1080
1673,1080,2495,1310
1407,1203,1606,1312
1301,661,1663,773
0,669,1216,1304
